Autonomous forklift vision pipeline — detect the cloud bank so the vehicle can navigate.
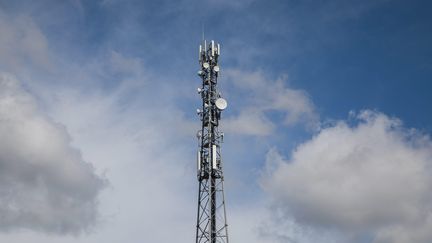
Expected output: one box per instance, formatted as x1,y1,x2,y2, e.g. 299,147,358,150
0,73,105,234
263,110,432,243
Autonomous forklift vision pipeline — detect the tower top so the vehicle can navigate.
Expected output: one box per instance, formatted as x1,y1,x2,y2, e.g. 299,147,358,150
199,40,221,64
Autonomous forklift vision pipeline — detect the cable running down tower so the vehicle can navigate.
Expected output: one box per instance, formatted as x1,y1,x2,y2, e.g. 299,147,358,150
195,40,229,243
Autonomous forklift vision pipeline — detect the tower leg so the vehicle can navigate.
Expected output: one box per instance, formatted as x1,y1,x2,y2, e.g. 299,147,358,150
196,181,202,243
211,176,216,243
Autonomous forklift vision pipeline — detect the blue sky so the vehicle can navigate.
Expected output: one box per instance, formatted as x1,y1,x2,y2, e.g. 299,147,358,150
1,0,432,243
3,0,431,126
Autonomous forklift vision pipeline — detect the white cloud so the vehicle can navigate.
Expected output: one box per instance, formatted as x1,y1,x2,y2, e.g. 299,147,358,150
0,73,105,234
262,110,432,243
11,50,284,243
222,69,318,136
0,50,200,242
224,108,275,136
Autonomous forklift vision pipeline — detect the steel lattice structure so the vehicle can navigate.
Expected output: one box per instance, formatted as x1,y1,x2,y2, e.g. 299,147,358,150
195,40,229,243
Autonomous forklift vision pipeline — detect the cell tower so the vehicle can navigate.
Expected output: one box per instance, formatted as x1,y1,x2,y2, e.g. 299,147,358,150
195,40,229,243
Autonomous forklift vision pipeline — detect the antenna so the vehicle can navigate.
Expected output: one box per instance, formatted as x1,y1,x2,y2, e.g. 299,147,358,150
202,23,205,41
195,40,229,243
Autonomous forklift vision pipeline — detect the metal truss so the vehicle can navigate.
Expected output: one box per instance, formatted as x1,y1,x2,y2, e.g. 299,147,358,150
195,40,229,243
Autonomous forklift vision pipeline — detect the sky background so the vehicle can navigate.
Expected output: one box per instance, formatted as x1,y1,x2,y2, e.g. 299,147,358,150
1,0,432,243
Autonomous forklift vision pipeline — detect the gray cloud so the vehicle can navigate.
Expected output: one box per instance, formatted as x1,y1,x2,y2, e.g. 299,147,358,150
262,110,432,243
0,73,105,234
0,12,52,73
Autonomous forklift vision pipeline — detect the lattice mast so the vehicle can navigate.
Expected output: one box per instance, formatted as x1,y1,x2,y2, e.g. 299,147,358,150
195,40,229,243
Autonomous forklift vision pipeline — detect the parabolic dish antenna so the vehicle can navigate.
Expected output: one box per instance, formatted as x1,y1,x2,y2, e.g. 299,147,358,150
203,62,210,69
213,65,220,72
215,98,227,110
